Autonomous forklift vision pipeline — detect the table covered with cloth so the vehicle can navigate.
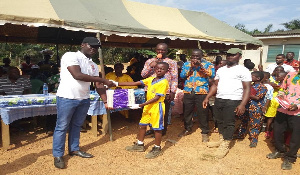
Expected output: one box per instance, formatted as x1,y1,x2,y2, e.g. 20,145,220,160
0,89,145,125
0,89,145,150
0,94,105,125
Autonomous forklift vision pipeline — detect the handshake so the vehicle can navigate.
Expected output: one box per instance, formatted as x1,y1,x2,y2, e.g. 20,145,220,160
128,104,141,109
110,80,119,87
103,80,119,88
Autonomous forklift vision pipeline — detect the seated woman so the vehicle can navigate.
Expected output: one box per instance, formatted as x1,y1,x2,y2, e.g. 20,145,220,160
106,63,137,120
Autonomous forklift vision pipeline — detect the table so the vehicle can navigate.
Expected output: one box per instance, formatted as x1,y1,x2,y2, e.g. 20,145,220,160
0,94,108,150
0,89,145,150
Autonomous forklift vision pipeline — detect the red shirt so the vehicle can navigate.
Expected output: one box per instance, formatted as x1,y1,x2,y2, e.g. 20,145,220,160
284,59,300,71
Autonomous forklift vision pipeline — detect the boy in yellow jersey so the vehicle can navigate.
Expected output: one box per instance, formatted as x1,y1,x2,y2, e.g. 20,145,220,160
118,62,169,159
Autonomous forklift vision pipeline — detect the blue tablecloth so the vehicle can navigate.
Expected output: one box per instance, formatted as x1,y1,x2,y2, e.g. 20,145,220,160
0,94,107,125
0,94,58,125
0,89,145,125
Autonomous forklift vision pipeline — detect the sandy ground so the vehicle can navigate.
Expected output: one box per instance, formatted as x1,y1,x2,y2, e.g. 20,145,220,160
0,110,299,175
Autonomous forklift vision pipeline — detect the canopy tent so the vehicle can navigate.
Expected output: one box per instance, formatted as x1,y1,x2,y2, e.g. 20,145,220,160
0,0,262,141
0,0,262,49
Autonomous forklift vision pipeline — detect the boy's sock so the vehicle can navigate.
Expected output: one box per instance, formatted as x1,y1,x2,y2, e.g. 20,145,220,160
137,140,144,145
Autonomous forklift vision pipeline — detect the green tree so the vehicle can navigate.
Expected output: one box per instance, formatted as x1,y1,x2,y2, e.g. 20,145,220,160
281,19,300,30
263,24,273,33
234,23,273,35
235,23,250,34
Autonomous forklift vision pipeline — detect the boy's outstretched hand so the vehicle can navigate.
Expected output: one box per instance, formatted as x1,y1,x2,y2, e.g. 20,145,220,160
109,80,119,87
128,104,141,109
103,79,116,88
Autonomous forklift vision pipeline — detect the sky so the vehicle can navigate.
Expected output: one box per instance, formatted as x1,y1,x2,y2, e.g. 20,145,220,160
129,0,300,31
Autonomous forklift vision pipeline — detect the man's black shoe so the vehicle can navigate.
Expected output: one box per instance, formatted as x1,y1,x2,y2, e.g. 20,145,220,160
178,130,191,137
69,150,94,158
145,130,154,136
266,151,285,159
54,157,65,169
80,127,87,133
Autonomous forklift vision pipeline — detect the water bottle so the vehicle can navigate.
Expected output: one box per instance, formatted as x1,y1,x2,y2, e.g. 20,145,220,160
43,83,49,96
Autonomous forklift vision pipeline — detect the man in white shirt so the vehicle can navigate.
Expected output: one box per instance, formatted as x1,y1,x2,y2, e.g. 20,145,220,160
264,54,295,74
53,37,114,169
203,48,251,159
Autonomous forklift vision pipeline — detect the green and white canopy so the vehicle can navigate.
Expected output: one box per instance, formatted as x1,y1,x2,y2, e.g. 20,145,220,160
0,0,262,47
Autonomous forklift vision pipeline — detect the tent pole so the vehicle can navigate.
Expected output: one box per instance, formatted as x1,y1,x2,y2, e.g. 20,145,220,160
96,33,113,141
97,33,105,78
56,43,59,66
259,47,263,66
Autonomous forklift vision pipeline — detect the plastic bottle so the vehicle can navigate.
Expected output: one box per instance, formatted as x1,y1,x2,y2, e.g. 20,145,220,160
43,83,49,95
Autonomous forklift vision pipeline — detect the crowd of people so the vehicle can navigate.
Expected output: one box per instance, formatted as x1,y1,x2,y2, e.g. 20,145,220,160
1,37,299,171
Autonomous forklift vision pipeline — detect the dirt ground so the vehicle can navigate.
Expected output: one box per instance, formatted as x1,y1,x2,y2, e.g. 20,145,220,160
0,110,299,175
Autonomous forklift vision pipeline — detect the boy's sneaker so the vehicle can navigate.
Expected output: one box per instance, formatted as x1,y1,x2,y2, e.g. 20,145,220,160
145,146,162,159
281,159,292,170
125,142,145,152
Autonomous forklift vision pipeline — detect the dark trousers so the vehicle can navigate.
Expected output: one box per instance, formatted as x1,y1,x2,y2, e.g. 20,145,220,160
274,111,300,162
183,93,209,134
214,98,241,140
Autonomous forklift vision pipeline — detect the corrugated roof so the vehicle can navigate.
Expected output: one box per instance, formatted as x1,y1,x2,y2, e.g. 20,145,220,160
253,29,300,37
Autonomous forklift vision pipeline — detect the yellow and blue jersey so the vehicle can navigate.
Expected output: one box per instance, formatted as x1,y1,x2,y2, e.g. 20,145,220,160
139,77,169,130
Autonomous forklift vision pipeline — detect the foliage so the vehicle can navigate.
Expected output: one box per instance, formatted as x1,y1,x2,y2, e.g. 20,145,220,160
234,19,300,35
0,43,80,67
234,23,273,35
281,19,300,30
0,43,178,67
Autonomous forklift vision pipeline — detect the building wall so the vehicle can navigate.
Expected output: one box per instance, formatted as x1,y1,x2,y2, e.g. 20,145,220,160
255,37,300,69
241,50,261,67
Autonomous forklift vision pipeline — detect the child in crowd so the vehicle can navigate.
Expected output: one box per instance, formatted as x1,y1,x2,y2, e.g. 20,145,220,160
265,70,287,140
237,71,267,147
118,62,169,159
261,72,274,139
264,67,286,126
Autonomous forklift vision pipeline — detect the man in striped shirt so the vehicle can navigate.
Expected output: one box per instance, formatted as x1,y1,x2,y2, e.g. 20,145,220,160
0,67,31,95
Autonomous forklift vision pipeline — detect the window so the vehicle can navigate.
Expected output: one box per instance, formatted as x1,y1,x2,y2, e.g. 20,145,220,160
284,45,300,60
267,44,300,62
267,45,283,62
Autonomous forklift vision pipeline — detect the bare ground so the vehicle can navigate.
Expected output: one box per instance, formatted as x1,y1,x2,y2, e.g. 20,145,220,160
0,110,299,175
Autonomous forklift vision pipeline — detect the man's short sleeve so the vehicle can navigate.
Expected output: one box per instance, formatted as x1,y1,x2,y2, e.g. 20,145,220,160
62,52,80,67
241,67,252,82
214,68,220,80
